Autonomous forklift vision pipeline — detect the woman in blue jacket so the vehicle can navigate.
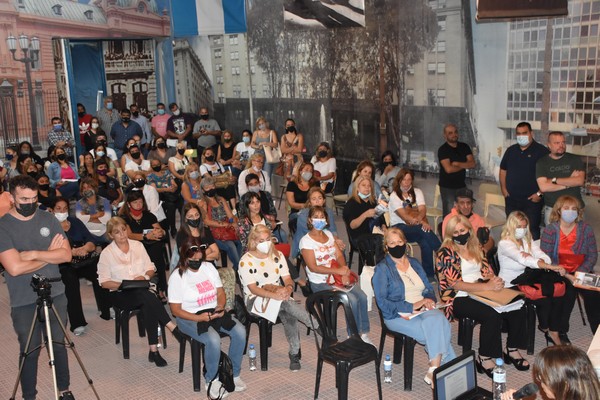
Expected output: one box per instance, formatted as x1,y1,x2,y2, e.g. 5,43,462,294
373,227,455,386
47,146,80,200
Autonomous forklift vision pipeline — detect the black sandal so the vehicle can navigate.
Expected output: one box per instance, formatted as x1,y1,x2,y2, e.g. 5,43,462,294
475,355,494,378
503,348,530,371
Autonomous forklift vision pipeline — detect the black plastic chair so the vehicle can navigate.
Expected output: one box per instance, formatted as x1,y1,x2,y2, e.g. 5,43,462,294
306,290,382,400
178,332,205,392
343,222,362,270
376,307,417,391
114,306,167,359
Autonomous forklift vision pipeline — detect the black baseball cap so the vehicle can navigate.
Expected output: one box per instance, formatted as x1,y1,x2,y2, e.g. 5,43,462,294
455,188,475,202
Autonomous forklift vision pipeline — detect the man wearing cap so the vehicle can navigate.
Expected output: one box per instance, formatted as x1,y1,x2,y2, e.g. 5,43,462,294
499,122,549,240
442,188,494,254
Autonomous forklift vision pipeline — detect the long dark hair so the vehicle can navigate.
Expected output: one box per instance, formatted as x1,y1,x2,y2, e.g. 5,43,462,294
18,141,40,159
180,202,205,238
239,191,264,222
379,150,397,172
392,168,416,204
178,237,208,276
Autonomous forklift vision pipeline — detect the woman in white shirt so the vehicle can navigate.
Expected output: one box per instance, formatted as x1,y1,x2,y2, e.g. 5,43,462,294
238,225,311,371
168,238,246,397
310,142,336,193
98,217,182,367
498,211,568,346
238,153,271,197
388,168,441,278
233,129,255,176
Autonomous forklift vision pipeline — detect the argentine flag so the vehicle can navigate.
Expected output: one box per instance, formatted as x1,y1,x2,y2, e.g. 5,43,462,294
171,0,247,37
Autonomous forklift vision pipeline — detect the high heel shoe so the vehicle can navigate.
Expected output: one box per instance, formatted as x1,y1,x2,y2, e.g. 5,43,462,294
423,366,437,386
475,355,494,378
503,348,530,371
538,326,556,346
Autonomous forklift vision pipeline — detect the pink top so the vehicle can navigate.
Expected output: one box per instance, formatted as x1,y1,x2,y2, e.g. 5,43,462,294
60,165,76,180
151,114,170,138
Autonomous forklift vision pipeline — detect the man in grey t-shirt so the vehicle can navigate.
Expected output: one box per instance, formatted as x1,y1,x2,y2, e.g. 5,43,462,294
193,106,222,155
0,175,74,400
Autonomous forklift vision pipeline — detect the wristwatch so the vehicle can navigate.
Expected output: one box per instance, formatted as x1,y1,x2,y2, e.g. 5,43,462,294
552,177,558,184
536,191,543,197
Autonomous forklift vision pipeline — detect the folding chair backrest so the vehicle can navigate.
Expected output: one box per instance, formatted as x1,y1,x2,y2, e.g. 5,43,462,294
483,192,505,218
306,291,359,350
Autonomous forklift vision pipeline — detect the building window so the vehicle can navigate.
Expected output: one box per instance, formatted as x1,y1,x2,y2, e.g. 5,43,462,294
436,41,446,52
230,51,239,60
437,89,446,106
215,49,222,58
427,89,437,106
52,4,62,15
406,89,414,105
229,35,238,45
213,37,222,45
216,64,222,71
250,66,256,74
438,17,446,31
407,66,415,75
437,62,446,74
428,0,437,10
137,1,146,13
427,63,436,74
216,76,223,84
231,66,240,75
84,10,93,20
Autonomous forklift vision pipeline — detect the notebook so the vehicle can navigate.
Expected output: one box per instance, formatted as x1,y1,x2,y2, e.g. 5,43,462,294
433,350,493,400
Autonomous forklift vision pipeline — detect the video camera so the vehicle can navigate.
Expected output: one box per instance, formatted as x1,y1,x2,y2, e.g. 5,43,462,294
30,273,60,299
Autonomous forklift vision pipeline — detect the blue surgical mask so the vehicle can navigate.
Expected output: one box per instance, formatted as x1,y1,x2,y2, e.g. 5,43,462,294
561,209,578,224
516,135,530,147
53,124,63,131
106,102,113,110
358,192,371,200
242,136,250,144
312,218,327,231
157,109,165,115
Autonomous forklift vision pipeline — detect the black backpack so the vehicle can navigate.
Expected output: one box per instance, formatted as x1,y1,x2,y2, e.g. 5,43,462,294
205,351,235,399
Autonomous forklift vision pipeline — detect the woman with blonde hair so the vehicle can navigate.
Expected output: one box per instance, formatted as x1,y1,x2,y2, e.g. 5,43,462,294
374,227,455,386
347,159,383,199
251,116,278,178
436,214,529,378
237,153,271,196
238,224,311,371
342,175,385,244
180,162,204,207
498,211,568,346
540,195,599,338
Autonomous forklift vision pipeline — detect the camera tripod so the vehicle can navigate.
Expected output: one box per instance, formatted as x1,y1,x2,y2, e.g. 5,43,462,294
10,277,100,400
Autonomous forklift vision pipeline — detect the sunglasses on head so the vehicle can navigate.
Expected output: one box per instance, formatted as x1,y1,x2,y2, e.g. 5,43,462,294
186,244,208,258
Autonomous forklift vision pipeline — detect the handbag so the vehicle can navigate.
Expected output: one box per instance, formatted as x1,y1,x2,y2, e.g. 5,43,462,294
518,282,566,301
205,351,235,399
213,168,234,189
273,161,285,176
327,259,359,291
210,225,238,241
118,280,150,290
263,131,282,164
511,267,567,300
250,295,282,323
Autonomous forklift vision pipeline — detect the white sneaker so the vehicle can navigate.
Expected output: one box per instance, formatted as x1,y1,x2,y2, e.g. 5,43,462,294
208,379,229,399
73,326,87,336
234,376,247,392
361,333,374,345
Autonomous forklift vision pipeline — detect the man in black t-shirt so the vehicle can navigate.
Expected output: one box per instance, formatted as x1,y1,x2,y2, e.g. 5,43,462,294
166,102,195,149
437,123,475,216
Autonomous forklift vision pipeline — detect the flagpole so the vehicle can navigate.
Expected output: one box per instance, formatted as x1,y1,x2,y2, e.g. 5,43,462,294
244,1,254,125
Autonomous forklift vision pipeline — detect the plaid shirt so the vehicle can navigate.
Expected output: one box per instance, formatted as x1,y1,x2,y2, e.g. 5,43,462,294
47,129,74,157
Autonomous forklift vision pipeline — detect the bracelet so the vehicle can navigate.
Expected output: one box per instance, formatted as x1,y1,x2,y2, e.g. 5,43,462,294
208,313,212,321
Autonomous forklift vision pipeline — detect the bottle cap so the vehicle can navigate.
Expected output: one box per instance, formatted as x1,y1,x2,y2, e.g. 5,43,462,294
495,358,504,366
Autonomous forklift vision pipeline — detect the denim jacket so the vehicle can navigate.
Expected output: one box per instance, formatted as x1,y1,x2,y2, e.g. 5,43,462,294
47,161,80,188
373,254,436,320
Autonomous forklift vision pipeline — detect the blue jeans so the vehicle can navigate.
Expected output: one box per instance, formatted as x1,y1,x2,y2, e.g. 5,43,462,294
393,223,441,277
11,294,70,400
176,316,246,381
310,282,370,334
215,239,242,270
384,310,456,364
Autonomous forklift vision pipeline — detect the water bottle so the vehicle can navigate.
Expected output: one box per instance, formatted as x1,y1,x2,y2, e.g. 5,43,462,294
248,344,257,371
157,326,162,348
383,354,392,383
492,358,506,400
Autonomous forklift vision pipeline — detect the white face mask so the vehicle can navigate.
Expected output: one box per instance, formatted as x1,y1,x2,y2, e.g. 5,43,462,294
516,135,530,147
248,185,260,193
91,122,99,129
256,240,271,254
173,109,181,116
55,212,68,222
514,227,528,240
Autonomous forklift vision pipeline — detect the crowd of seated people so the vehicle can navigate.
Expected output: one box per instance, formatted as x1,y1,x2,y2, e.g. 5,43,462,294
4,111,600,400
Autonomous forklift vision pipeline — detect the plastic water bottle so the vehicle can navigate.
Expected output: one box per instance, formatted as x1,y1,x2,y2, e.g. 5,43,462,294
383,354,392,383
157,326,162,348
492,358,506,400
248,344,257,371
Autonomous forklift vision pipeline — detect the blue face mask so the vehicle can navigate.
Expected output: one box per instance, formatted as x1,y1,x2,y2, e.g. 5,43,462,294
157,109,165,115
242,136,250,144
312,218,327,231
106,102,113,110
561,209,578,224
516,135,530,147
53,124,62,131
358,192,371,200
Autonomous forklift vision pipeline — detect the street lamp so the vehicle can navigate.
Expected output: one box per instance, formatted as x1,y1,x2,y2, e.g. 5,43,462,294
6,33,40,147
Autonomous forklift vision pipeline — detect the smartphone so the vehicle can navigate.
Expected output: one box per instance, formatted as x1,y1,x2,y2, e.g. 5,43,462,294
142,229,153,235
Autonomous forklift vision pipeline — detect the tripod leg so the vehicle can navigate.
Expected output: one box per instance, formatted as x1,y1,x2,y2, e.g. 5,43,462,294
42,300,60,400
50,303,101,400
10,308,41,400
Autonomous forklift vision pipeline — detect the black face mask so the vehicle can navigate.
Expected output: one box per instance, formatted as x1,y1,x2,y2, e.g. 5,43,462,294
56,153,66,161
453,232,471,246
152,165,161,172
130,152,141,160
39,183,50,191
388,244,406,259
122,117,130,123
318,150,327,158
177,149,185,155
97,140,107,146
27,171,37,178
200,114,209,120
383,161,392,167
223,138,232,143
205,155,215,162
186,218,201,228
132,111,139,117
286,126,296,133
134,179,146,188
157,142,167,149
187,259,202,270
204,189,216,198
78,112,85,117
16,202,37,217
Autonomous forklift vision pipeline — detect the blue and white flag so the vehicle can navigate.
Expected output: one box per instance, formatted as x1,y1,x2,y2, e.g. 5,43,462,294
171,0,247,37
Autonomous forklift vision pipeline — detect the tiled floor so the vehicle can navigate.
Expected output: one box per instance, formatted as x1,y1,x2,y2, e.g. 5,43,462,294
0,176,597,399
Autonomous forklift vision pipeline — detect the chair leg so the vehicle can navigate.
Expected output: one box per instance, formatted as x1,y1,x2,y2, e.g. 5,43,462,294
122,313,131,359
244,321,251,355
114,308,121,345
525,303,536,355
178,337,187,373
191,340,202,392
377,330,386,363
136,312,145,338
375,358,383,400
336,364,350,400
161,322,167,349
577,294,587,326
314,357,324,400
403,338,416,391
461,319,475,354
259,319,270,371
392,336,403,364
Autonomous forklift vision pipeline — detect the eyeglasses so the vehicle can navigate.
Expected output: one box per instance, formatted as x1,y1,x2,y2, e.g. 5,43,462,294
186,244,207,257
